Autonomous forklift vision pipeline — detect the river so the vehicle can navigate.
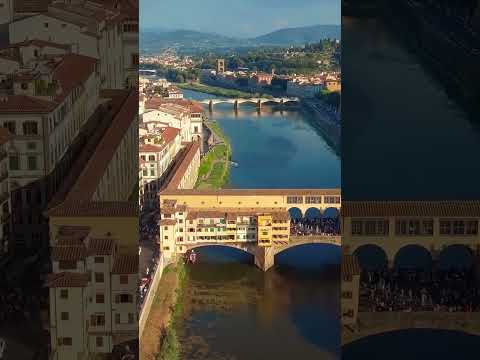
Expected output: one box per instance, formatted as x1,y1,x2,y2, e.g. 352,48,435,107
172,88,341,359
183,89,340,188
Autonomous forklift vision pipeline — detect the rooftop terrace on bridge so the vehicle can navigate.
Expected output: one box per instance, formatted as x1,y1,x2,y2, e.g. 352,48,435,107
160,188,341,196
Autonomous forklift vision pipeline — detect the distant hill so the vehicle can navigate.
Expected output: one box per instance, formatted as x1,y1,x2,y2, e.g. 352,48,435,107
251,25,340,45
140,29,239,53
141,24,340,53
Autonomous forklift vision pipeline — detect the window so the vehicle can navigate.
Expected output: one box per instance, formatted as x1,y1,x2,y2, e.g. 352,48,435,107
95,272,104,283
351,221,362,235
148,155,155,161
466,221,478,235
116,293,133,303
96,336,103,347
305,196,322,204
9,156,19,170
90,313,105,326
27,142,36,150
287,196,303,204
440,220,451,235
453,220,465,235
3,121,15,134
60,289,68,299
58,260,76,270
94,256,104,263
44,22,49,28
23,121,38,135
120,275,128,284
115,313,121,324
325,196,341,204
60,337,72,346
128,313,134,324
96,293,104,303
21,83,28,90
61,312,69,320
27,156,37,170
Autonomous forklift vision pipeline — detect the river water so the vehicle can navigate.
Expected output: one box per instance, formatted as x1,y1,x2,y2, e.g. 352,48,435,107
172,88,341,359
183,89,340,188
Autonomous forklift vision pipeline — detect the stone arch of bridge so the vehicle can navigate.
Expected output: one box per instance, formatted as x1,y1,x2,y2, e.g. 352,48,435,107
183,243,256,257
352,244,388,270
273,238,341,256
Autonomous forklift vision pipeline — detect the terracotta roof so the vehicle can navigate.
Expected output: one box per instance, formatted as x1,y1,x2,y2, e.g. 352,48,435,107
112,254,138,274
58,225,91,237
14,0,51,13
161,126,180,144
164,141,200,190
53,54,97,103
139,144,163,153
46,90,131,208
342,254,360,279
64,89,137,201
0,95,56,114
51,245,87,261
47,272,90,288
161,188,341,196
14,39,70,50
0,128,12,145
87,238,116,255
342,201,480,217
47,201,138,217
159,219,176,226
145,98,204,114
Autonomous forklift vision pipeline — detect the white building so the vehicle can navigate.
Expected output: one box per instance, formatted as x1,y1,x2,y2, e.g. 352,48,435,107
286,81,321,98
139,127,181,209
9,1,125,89
48,228,138,359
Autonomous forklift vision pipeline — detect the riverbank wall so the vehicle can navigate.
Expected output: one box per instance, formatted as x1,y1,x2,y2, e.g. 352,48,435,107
301,100,341,154
139,253,167,338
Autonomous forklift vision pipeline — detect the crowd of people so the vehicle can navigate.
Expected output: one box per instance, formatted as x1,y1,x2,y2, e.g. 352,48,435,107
290,217,340,236
138,210,160,313
360,267,480,312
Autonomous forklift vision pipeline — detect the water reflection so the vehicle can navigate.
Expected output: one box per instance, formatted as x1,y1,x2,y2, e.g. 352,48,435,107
342,17,480,200
177,246,341,360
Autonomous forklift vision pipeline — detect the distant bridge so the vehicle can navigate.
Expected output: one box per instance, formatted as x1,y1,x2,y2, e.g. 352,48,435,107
199,97,301,110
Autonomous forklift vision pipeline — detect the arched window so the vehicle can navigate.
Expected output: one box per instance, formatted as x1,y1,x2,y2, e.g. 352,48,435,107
23,121,38,135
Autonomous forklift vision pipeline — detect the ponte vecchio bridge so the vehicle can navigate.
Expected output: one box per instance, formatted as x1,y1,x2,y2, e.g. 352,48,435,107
341,200,480,345
199,97,300,111
159,188,341,271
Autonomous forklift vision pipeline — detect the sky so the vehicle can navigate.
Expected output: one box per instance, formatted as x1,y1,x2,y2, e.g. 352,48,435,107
140,0,340,38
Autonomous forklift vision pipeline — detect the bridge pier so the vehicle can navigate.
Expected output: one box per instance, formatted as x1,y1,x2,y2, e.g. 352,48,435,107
254,246,275,272
233,100,238,111
209,100,213,112
256,100,261,111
